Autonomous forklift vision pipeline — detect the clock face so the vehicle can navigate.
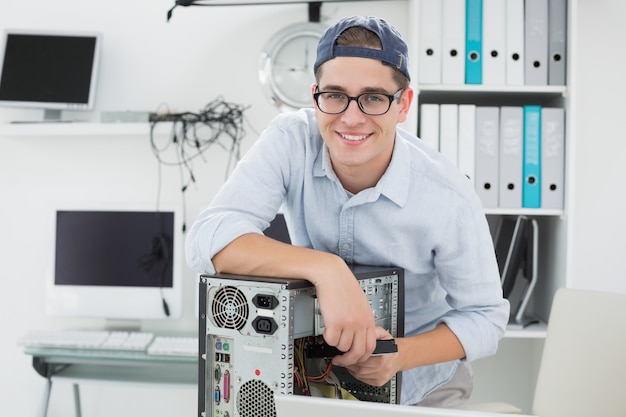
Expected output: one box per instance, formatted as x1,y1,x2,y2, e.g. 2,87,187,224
259,23,326,112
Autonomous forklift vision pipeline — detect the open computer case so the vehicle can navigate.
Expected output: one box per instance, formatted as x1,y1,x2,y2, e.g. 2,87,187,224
198,266,404,417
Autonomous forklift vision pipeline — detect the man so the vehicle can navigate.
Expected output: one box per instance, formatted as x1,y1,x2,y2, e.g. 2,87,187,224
186,16,509,408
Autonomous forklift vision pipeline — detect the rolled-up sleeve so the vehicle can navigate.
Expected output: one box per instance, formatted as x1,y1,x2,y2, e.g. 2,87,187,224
185,111,308,274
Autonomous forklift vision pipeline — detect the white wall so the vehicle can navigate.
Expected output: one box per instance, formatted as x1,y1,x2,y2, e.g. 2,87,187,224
570,0,626,294
0,1,409,416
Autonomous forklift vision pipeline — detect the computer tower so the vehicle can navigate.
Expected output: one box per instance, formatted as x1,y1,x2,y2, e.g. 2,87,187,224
198,266,404,417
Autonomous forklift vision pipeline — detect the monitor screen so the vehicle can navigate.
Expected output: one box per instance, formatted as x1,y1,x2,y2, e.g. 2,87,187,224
46,207,183,322
493,216,529,299
0,29,101,120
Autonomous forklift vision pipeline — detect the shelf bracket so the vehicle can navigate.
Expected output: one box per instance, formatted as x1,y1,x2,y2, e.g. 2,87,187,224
166,0,383,23
308,1,322,22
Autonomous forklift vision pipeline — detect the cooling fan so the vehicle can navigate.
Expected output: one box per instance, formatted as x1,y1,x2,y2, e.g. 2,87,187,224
211,285,249,330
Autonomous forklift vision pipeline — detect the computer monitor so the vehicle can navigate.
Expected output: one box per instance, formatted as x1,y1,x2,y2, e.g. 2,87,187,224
492,215,539,327
0,29,101,121
493,216,528,299
45,205,184,326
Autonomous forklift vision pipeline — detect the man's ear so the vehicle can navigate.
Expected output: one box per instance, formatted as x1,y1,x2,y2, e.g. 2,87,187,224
311,83,321,118
397,86,414,123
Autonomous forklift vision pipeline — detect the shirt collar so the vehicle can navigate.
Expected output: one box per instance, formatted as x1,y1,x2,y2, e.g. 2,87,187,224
376,136,410,207
313,131,411,207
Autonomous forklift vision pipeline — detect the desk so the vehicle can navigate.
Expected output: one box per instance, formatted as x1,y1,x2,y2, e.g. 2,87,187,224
25,347,198,417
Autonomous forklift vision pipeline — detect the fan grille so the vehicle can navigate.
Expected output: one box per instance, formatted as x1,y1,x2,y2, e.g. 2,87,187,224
236,379,276,417
211,286,249,330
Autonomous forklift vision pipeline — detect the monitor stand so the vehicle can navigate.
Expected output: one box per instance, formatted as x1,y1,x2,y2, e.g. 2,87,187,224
10,109,69,124
104,319,142,332
508,218,540,329
43,109,63,122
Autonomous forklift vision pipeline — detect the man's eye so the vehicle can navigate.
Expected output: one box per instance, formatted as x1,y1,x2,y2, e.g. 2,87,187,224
364,94,385,103
326,93,346,100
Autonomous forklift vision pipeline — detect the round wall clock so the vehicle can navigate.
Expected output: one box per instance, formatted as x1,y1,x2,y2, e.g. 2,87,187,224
259,22,327,112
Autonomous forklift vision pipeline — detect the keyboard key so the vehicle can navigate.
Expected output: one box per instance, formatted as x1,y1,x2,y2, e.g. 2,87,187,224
20,330,109,349
99,331,154,351
147,336,198,357
19,330,154,352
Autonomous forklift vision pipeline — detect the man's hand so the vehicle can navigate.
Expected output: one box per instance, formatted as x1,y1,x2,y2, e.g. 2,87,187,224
342,327,400,386
313,263,377,367
341,323,468,386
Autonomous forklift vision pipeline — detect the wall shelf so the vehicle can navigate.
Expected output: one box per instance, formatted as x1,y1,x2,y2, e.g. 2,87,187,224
484,208,564,217
505,322,547,339
0,122,173,137
418,84,567,95
418,85,566,106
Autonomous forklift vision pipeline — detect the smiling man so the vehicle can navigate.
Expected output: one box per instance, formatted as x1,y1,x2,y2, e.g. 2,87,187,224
186,16,509,409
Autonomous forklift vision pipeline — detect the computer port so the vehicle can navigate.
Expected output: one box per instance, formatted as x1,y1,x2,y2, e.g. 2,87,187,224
252,316,277,334
252,294,279,309
223,370,231,403
214,365,221,383
214,385,221,405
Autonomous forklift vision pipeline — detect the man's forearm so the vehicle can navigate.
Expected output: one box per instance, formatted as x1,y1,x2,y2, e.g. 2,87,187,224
212,232,346,285
396,323,466,371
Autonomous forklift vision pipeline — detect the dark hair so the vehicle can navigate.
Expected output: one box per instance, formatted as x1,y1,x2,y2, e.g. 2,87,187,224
315,26,410,89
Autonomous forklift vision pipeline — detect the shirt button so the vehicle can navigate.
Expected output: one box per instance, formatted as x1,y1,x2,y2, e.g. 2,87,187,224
342,243,350,250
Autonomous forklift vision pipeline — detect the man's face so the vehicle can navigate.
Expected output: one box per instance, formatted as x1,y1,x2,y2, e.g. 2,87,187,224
312,56,413,183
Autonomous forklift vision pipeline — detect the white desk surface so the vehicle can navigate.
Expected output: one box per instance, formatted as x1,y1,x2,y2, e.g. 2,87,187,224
24,346,197,386
275,395,535,417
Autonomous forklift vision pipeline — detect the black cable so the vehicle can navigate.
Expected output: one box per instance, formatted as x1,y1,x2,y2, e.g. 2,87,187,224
149,97,249,234
137,232,173,317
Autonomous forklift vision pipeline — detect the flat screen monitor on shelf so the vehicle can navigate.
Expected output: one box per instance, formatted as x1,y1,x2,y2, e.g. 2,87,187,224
46,205,184,326
492,215,539,327
0,29,101,121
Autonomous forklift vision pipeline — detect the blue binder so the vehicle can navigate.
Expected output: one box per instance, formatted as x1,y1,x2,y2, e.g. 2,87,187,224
522,105,542,208
465,0,483,84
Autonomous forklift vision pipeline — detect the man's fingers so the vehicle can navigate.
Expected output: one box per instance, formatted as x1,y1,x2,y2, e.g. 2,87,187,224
323,326,341,348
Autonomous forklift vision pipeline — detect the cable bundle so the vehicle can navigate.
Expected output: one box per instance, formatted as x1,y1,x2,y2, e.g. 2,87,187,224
149,97,250,232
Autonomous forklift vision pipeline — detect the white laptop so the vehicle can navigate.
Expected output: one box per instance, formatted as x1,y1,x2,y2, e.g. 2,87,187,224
274,395,533,417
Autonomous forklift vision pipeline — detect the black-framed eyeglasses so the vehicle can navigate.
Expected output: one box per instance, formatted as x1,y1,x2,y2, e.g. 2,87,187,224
313,88,404,116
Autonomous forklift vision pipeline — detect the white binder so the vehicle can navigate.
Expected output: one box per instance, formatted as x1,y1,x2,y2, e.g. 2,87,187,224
482,0,506,85
439,104,459,166
419,103,440,150
474,106,500,208
548,0,568,85
458,104,476,183
441,0,466,85
541,107,565,209
418,0,443,84
505,0,524,85
524,0,549,85
498,106,524,208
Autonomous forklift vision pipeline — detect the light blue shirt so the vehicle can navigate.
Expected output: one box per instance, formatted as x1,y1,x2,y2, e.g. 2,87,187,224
186,108,509,404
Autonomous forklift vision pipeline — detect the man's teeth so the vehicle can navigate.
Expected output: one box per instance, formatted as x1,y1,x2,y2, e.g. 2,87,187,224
341,133,367,141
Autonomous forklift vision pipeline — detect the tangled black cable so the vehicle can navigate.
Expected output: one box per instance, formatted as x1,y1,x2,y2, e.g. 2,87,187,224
149,97,249,232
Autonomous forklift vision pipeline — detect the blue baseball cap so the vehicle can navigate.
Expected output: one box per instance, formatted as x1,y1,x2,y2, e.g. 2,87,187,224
314,16,410,81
